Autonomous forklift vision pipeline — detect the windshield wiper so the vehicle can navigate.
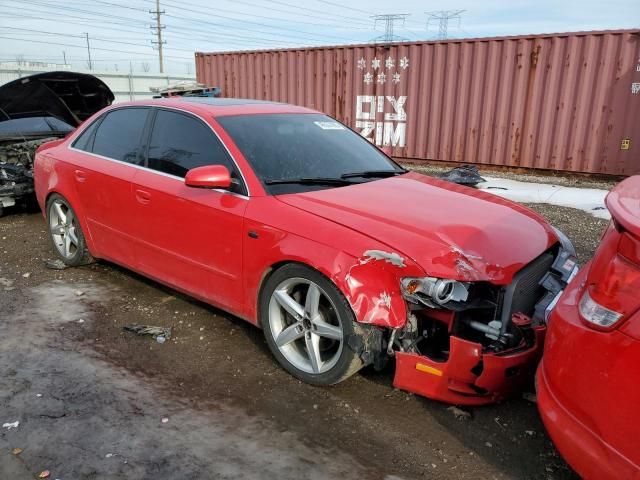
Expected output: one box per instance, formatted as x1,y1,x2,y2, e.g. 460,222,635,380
264,177,355,186
340,169,406,179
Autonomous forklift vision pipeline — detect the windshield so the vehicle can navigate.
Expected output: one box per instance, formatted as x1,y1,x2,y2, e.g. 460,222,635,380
216,113,404,193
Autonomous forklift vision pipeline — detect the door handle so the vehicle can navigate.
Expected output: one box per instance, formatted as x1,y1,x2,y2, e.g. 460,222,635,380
74,169,86,183
135,189,151,205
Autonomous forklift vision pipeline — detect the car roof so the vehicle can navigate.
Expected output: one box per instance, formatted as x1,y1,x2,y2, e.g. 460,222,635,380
111,97,320,117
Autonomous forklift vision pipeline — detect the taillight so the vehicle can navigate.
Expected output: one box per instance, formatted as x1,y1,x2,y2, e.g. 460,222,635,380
580,223,640,330
579,289,623,327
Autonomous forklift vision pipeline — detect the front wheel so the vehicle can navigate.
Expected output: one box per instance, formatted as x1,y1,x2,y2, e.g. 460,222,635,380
46,194,93,266
261,264,364,386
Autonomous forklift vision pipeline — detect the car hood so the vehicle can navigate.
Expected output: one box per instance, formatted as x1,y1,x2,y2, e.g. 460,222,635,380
0,71,114,127
277,172,557,284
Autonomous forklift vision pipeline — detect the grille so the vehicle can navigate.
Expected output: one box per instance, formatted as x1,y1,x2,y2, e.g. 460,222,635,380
502,251,555,323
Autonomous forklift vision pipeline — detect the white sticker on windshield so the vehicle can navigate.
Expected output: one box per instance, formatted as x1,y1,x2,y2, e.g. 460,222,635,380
314,121,345,130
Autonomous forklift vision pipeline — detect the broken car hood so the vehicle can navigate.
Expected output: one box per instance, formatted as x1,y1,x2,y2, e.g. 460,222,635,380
277,172,557,284
0,71,114,127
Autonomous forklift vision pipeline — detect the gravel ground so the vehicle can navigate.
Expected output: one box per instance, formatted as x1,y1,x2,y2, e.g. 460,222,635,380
403,162,619,190
525,203,608,264
0,188,608,479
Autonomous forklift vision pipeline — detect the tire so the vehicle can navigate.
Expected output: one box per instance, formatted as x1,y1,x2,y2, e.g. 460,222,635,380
261,263,364,386
46,194,93,267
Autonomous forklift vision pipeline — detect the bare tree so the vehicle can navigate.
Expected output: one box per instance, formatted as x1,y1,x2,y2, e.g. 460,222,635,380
141,62,151,72
15,54,25,66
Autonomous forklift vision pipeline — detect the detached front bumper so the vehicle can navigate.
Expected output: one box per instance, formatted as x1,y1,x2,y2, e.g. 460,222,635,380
393,327,545,406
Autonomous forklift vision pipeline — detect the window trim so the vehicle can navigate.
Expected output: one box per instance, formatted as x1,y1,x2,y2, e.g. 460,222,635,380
68,105,250,198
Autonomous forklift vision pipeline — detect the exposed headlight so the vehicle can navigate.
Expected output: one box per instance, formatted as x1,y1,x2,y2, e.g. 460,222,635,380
401,277,469,307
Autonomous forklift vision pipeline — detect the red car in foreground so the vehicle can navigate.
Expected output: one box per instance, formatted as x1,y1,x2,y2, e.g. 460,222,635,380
538,176,640,479
34,98,578,405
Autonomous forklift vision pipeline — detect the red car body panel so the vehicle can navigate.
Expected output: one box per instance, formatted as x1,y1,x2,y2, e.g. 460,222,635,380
277,172,557,284
394,327,545,405
537,176,640,479
34,98,562,406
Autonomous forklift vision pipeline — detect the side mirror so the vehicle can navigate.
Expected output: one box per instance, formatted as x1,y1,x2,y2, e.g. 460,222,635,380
185,165,232,189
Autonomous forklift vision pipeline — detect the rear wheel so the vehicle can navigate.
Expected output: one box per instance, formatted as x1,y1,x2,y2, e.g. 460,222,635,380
46,194,92,266
261,264,364,385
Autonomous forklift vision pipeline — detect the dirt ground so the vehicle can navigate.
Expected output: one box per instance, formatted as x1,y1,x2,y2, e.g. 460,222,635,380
0,198,608,479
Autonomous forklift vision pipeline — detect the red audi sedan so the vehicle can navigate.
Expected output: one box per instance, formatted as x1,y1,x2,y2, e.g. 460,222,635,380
537,176,640,479
34,98,578,405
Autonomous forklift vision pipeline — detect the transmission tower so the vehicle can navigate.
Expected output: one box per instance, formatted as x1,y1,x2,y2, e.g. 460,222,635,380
426,10,465,40
149,0,166,73
370,14,410,43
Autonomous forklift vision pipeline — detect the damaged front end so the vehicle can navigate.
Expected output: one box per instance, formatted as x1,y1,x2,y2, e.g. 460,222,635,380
390,241,578,405
0,138,57,214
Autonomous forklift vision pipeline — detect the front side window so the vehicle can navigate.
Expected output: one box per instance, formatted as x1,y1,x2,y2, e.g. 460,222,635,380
146,109,235,179
91,108,149,164
216,113,404,194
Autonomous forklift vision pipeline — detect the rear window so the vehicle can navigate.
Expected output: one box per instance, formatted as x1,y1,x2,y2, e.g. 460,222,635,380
72,118,101,152
91,108,149,164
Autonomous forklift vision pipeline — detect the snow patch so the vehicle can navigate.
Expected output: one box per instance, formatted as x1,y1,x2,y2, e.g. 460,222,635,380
479,177,610,219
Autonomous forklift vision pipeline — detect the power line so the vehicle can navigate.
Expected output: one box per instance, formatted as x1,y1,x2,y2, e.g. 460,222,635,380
158,0,352,41
0,27,197,53
6,0,350,46
224,0,372,27
370,14,410,43
0,5,300,49
426,10,466,40
0,36,192,60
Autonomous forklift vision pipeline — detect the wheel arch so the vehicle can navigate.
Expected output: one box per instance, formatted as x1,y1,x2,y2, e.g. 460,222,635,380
45,191,97,258
254,253,410,331
256,260,323,328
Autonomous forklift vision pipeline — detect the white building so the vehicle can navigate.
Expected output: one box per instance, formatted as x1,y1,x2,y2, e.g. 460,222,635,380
0,64,197,103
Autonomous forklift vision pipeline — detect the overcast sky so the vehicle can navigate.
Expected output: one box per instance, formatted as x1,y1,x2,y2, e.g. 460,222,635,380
1,0,638,75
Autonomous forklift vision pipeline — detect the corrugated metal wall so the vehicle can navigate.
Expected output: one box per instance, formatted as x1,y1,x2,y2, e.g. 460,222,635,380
196,30,640,176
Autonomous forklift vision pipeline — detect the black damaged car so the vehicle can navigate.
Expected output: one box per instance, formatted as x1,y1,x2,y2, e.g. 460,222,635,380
0,71,113,216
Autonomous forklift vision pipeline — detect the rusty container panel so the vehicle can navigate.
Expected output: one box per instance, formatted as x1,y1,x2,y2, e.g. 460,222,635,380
196,30,640,175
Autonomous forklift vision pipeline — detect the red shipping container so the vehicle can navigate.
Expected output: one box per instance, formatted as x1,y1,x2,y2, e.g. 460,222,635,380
196,30,640,175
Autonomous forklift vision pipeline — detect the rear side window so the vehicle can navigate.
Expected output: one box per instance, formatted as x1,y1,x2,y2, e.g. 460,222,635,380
146,109,235,178
92,108,149,164
72,118,101,152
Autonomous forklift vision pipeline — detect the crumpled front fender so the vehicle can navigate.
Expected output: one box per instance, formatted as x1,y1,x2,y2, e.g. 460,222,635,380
332,249,424,329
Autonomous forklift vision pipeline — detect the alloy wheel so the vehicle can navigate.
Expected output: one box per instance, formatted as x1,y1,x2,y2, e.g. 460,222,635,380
49,200,79,260
268,277,344,375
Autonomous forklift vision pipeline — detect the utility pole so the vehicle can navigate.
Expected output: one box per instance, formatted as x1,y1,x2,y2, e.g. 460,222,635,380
370,14,410,43
425,10,465,40
62,51,67,65
84,33,93,70
150,0,166,73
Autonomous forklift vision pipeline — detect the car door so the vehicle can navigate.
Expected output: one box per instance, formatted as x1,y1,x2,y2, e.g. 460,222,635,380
70,107,151,267
130,108,248,313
